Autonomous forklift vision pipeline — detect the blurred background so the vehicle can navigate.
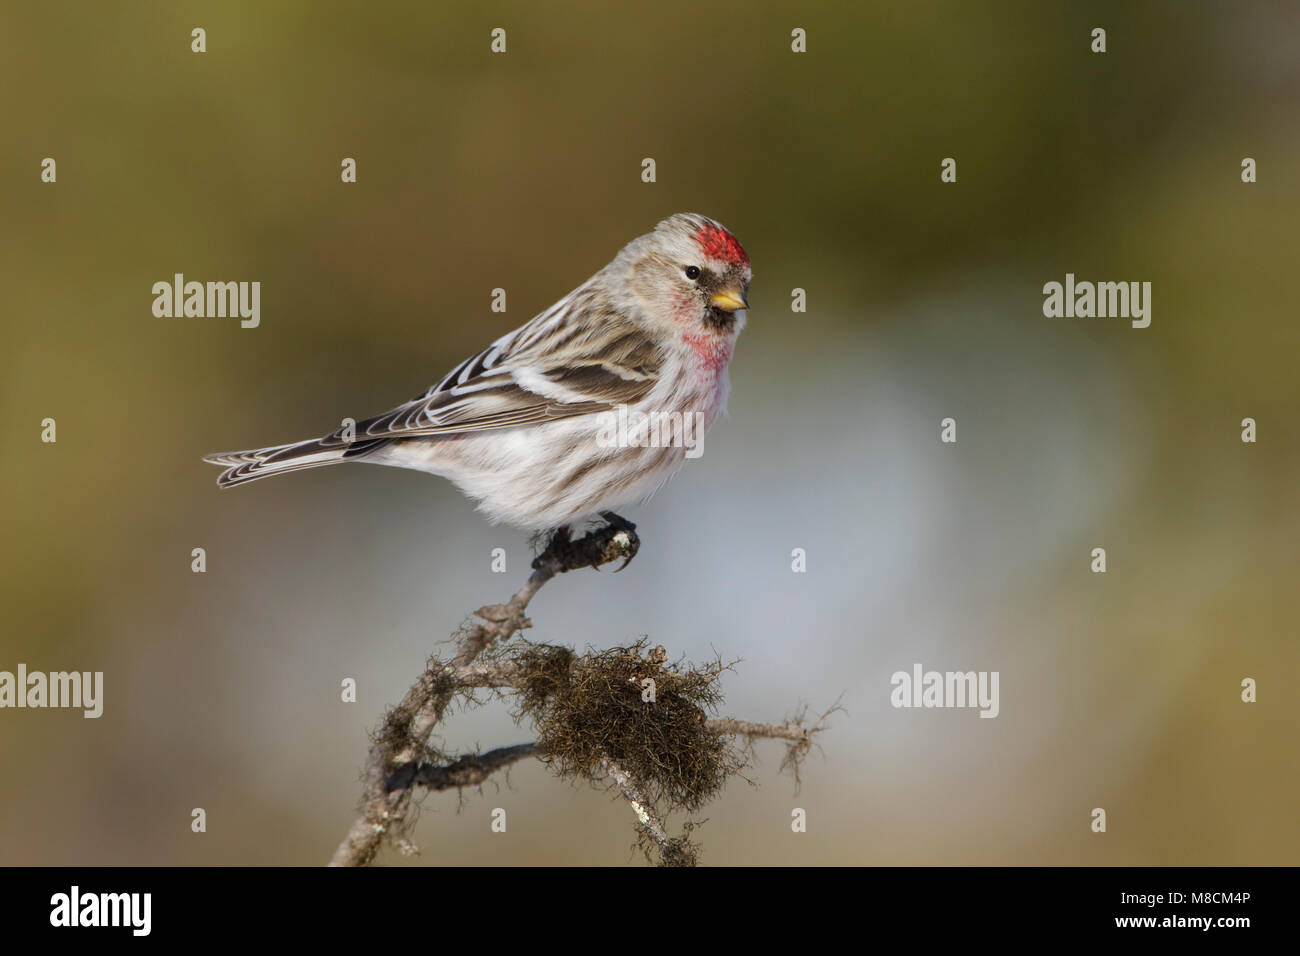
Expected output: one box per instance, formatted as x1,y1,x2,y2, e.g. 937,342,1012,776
2,1,1297,865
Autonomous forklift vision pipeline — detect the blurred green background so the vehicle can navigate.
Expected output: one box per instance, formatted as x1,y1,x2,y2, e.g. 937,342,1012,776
2,1,1297,864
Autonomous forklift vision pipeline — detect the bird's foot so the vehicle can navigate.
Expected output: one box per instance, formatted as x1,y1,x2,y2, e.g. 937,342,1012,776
531,514,640,574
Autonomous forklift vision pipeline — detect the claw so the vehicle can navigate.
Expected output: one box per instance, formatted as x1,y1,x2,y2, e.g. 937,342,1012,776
611,528,639,571
600,511,637,533
598,513,639,570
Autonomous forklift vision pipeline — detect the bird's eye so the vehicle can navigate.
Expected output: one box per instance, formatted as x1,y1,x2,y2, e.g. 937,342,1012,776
684,265,701,280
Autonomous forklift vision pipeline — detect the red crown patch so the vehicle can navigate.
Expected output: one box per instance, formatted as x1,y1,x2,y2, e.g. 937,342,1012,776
695,223,749,267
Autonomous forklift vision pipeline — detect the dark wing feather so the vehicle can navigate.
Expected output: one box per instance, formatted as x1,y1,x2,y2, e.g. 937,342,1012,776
320,303,663,447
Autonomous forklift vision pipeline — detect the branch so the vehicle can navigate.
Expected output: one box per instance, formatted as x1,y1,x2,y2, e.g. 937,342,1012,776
327,523,638,868
600,756,680,864
390,722,812,797
328,520,832,867
406,742,542,791
705,718,810,741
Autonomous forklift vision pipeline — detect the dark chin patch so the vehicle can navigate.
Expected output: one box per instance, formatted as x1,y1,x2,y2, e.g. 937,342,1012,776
703,307,737,332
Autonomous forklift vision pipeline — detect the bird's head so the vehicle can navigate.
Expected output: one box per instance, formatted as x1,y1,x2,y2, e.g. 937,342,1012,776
623,213,751,340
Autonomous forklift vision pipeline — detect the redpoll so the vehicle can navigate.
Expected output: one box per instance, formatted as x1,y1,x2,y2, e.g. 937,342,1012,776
204,213,751,536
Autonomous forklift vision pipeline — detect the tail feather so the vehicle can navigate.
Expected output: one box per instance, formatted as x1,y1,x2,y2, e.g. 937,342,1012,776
203,438,351,488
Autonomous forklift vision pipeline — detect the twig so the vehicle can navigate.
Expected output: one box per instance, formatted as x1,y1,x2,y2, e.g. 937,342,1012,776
705,718,810,741
406,742,542,791
327,520,831,867
328,523,638,867
393,720,809,799
600,756,676,860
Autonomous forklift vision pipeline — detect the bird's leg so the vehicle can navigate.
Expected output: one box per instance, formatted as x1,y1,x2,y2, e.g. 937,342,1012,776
530,515,640,574
531,525,573,573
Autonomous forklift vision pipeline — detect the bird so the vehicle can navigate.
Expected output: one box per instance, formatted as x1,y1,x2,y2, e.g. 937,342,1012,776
203,213,751,554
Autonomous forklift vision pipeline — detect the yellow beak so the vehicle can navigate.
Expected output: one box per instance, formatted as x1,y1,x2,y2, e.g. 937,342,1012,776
710,289,749,312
